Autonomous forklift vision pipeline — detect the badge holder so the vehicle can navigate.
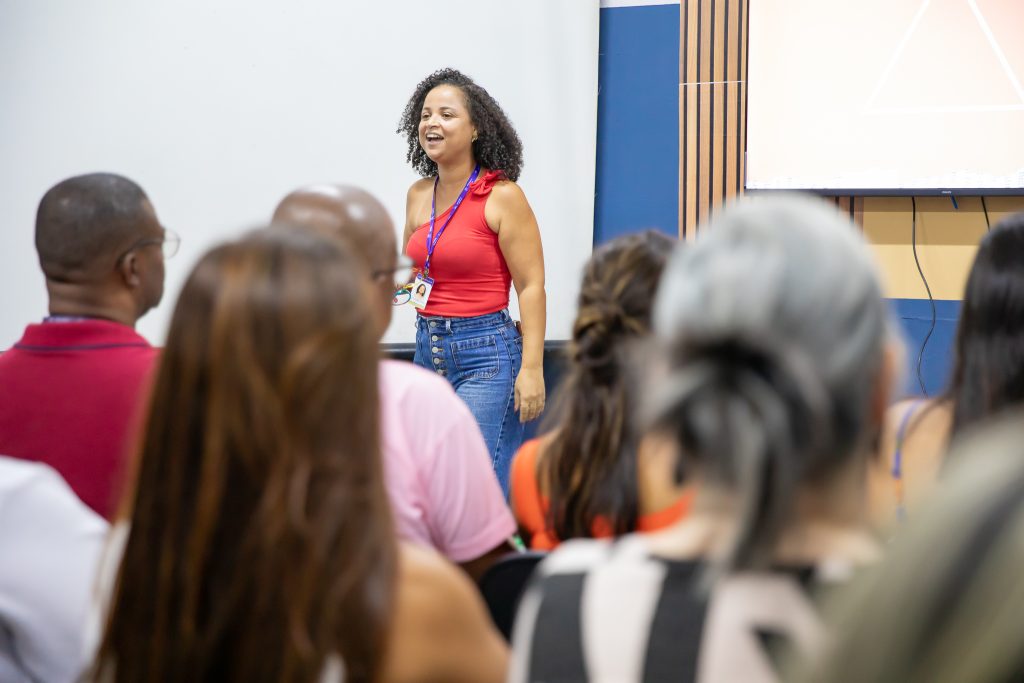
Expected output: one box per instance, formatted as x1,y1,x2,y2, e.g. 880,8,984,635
408,273,434,310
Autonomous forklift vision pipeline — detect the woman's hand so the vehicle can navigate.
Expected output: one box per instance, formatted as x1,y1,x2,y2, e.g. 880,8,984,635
515,366,546,423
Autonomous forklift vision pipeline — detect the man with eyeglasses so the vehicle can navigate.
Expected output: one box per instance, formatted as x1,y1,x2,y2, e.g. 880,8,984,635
0,172,173,519
273,185,516,582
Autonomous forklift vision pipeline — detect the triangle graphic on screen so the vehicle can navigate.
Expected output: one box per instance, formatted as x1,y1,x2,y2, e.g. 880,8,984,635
864,0,1024,114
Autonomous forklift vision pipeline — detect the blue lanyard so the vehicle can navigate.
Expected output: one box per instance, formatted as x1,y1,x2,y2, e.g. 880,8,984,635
423,165,480,275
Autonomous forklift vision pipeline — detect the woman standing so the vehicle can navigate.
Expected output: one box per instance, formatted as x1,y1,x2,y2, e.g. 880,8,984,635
399,68,546,495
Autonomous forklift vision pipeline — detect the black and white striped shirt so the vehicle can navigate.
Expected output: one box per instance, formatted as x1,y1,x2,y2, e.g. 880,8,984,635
509,535,853,683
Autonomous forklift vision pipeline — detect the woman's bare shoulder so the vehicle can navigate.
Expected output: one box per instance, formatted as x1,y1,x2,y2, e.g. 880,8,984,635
385,544,507,683
884,398,951,436
406,177,434,201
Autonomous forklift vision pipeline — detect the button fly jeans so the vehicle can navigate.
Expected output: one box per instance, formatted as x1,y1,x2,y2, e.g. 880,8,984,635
414,309,524,496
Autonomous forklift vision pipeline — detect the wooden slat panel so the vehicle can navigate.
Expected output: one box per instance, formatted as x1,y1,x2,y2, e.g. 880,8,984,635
675,0,749,237
698,82,712,229
724,81,739,201
737,0,747,202
684,82,698,238
679,0,748,237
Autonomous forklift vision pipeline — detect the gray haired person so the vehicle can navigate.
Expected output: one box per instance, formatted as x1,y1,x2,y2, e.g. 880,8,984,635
509,195,900,683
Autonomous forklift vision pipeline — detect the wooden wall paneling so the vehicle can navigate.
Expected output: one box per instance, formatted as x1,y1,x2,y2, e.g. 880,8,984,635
680,0,748,239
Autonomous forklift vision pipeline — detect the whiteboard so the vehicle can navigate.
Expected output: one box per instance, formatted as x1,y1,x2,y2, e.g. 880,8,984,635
0,0,598,347
746,0,1024,194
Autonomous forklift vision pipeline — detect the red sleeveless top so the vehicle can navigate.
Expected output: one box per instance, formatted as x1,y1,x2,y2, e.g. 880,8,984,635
406,170,513,318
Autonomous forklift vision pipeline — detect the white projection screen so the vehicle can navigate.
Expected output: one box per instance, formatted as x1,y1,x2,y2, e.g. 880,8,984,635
0,1,598,347
745,0,1024,194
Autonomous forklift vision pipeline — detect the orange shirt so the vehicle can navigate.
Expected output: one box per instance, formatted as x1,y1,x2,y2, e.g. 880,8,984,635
510,438,692,551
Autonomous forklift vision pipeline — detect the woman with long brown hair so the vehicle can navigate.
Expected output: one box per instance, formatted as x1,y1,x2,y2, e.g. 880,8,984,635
90,229,506,682
510,230,691,550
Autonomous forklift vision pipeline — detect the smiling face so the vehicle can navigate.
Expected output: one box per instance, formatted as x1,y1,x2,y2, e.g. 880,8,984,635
418,84,477,166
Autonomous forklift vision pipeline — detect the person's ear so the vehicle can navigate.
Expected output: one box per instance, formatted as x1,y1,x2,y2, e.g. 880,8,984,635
118,251,142,289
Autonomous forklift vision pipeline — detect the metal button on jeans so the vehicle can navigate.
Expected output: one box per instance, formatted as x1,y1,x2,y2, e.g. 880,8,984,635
431,346,440,353
433,357,440,365
431,335,438,342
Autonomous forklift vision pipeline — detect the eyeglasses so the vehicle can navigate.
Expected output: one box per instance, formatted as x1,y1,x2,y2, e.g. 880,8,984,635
115,228,181,265
373,255,414,286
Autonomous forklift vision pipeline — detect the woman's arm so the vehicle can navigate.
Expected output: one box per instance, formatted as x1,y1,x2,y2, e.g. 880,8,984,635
489,182,546,423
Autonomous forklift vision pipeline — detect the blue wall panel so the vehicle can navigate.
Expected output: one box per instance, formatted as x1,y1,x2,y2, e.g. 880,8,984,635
594,4,680,245
890,298,960,399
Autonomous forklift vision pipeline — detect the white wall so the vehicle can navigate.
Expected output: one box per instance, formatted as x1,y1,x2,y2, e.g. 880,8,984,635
0,0,598,347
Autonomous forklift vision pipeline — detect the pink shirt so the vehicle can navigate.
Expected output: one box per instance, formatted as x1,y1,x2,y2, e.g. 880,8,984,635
379,360,515,562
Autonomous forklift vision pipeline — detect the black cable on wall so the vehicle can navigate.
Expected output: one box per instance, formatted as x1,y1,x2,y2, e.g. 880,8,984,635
911,196,937,396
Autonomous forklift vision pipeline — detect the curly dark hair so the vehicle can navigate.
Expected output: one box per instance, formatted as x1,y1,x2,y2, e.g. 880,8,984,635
397,68,524,181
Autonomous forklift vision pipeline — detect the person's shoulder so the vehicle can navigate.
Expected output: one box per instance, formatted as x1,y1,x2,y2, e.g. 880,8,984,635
398,542,468,594
884,397,950,440
406,177,434,200
0,456,60,497
389,543,507,682
537,537,620,577
487,176,527,204
0,456,107,532
396,541,497,635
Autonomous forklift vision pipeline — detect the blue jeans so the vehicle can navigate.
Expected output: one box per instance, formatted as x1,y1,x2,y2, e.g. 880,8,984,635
414,309,524,496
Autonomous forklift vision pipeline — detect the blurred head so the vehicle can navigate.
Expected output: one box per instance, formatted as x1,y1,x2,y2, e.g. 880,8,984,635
649,195,896,572
95,229,393,682
35,172,168,323
272,184,401,338
397,68,524,180
803,416,1024,683
544,230,676,540
947,212,1024,438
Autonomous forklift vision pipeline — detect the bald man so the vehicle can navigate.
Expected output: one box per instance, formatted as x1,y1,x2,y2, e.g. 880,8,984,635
273,185,516,581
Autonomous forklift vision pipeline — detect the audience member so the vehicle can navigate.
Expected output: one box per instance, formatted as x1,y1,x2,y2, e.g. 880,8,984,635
0,173,168,518
510,196,897,683
0,456,108,682
272,185,515,581
510,230,691,550
90,229,506,682
869,212,1024,529
806,415,1024,683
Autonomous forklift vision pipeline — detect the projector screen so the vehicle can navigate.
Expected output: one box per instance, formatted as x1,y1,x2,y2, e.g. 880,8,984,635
745,0,1024,194
0,0,598,348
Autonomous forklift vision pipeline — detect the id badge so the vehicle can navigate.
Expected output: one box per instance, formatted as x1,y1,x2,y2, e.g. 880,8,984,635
409,273,434,310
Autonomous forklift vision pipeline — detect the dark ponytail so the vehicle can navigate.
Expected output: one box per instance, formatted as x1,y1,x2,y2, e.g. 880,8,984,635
651,337,830,572
542,231,675,541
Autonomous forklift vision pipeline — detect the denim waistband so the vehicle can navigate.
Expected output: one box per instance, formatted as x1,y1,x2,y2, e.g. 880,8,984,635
415,308,512,333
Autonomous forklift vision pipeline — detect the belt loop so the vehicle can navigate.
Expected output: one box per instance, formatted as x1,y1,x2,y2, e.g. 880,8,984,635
445,318,453,334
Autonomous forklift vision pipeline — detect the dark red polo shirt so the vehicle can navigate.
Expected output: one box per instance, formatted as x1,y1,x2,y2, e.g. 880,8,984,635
0,319,158,518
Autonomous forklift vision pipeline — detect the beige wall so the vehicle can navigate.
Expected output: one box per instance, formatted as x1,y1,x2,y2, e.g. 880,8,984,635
861,197,1024,299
